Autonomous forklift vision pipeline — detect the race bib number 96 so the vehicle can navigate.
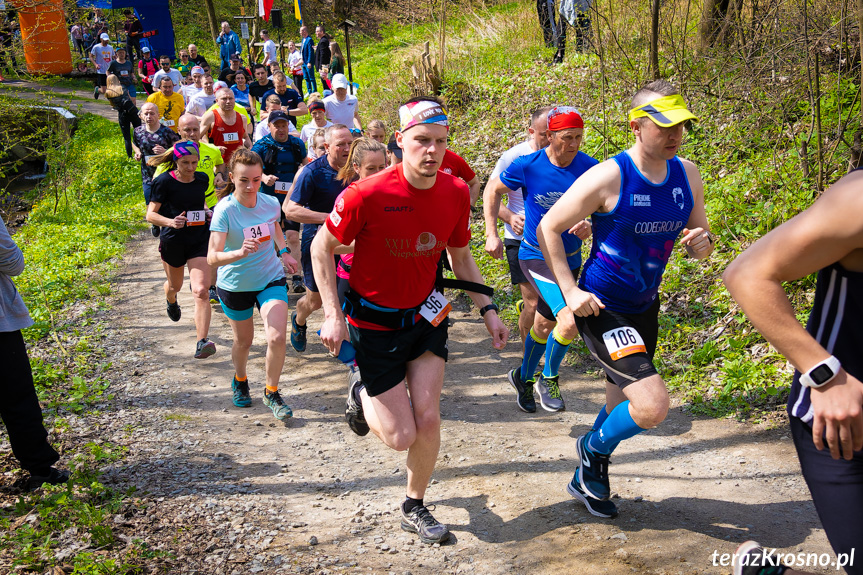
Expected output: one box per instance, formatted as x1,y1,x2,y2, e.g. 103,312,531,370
602,327,646,360
243,223,271,242
419,290,451,327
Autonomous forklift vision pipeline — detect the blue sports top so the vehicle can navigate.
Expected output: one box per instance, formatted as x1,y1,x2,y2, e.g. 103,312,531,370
499,149,599,268
580,151,693,314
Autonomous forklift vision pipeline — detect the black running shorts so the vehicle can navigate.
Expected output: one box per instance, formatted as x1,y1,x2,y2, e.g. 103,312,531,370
519,258,579,323
159,238,208,269
574,298,660,389
504,239,528,285
348,318,449,397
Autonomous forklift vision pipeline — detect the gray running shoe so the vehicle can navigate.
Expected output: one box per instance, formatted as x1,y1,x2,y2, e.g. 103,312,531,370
535,374,565,412
263,389,293,420
507,368,536,413
194,338,216,359
400,504,450,544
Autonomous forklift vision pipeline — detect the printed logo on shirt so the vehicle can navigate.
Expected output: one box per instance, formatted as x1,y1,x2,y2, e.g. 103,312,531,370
336,198,345,213
672,187,685,210
442,168,453,174
533,191,565,210
329,210,342,227
384,206,413,212
416,232,437,252
631,194,651,207
633,220,685,234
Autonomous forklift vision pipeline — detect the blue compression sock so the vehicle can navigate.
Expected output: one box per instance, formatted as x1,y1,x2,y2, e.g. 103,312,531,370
542,326,572,378
586,400,645,455
520,327,547,382
592,404,610,431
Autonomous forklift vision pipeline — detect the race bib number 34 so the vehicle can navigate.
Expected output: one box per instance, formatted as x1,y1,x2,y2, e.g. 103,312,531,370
243,223,271,242
602,327,646,360
419,290,451,327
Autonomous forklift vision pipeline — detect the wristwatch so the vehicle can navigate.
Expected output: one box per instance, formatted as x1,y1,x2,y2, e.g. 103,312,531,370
799,355,842,389
278,247,291,256
479,303,499,317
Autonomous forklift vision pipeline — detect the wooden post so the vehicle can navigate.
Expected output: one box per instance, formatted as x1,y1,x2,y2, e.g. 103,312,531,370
650,0,660,79
439,0,446,84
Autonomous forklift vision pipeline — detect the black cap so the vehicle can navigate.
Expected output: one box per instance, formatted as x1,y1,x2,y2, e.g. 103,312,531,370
268,110,290,124
387,140,403,159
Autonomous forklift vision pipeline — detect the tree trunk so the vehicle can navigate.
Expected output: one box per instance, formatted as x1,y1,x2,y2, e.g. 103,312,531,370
858,0,863,129
203,0,219,43
650,0,660,79
699,0,731,48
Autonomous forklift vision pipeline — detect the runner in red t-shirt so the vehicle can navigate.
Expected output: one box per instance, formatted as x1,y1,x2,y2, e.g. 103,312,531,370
312,96,508,545
200,88,251,163
439,149,482,204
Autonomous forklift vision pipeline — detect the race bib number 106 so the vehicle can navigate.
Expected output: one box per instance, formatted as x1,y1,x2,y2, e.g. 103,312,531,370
602,327,646,360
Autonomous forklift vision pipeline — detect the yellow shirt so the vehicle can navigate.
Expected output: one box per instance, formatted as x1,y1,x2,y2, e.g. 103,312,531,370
147,91,185,132
153,141,224,208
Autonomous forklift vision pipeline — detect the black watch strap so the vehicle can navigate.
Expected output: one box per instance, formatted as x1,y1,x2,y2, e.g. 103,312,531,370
479,303,499,317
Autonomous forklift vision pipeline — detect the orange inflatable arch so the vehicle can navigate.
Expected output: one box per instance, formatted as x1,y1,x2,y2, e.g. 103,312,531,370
16,0,73,75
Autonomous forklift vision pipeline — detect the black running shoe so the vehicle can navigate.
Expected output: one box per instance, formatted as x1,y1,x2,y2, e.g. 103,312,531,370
194,338,216,359
28,467,70,491
566,471,618,518
507,368,536,413
166,299,181,322
151,225,160,238
732,541,784,575
291,275,306,293
93,85,99,99
290,310,307,352
345,366,369,436
576,433,611,500
400,504,450,544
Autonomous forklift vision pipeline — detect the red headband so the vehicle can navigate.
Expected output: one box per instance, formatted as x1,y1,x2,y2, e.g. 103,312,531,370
547,106,584,131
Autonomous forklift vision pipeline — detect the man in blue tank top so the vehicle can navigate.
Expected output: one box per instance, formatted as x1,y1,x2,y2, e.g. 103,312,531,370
723,170,863,575
538,81,714,518
484,107,597,414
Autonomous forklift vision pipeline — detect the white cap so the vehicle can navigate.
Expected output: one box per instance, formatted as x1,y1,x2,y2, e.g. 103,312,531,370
100,33,110,41
331,74,349,90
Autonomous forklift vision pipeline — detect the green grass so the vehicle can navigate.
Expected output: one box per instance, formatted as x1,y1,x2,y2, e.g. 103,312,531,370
0,108,154,572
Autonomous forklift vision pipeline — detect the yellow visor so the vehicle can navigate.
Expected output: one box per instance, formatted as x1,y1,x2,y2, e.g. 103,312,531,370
628,94,698,127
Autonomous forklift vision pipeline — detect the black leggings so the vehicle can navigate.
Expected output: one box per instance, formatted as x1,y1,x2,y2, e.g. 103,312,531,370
118,107,142,158
791,416,862,573
0,330,59,475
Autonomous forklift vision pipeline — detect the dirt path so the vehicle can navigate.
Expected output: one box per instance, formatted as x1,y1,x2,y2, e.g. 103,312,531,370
0,80,117,121
85,231,837,575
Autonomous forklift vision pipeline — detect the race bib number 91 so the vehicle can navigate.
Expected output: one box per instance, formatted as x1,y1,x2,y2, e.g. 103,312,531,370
419,290,451,327
243,223,271,242
602,327,646,360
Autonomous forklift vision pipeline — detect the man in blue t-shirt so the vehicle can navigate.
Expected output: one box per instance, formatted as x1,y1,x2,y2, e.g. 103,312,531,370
262,72,308,128
283,124,352,352
251,111,308,292
484,106,597,416
538,81,712,519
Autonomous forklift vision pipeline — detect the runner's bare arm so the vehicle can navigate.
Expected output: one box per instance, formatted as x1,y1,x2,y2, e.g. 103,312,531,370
206,230,261,267
447,244,509,350
243,130,252,149
353,105,362,131
199,112,214,143
678,160,713,260
312,225,349,355
497,203,524,237
723,171,863,460
538,161,618,316
482,176,512,260
466,176,481,206
289,101,309,117
283,200,328,224
271,224,299,274
146,202,186,229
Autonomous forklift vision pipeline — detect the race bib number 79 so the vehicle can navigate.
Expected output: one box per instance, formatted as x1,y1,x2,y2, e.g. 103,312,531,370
186,210,206,226
602,327,646,360
419,290,451,327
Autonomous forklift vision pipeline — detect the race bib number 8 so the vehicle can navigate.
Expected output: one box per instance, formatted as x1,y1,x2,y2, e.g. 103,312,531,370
274,181,291,192
223,132,239,143
419,290,451,327
186,210,206,226
602,327,647,360
243,223,271,243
